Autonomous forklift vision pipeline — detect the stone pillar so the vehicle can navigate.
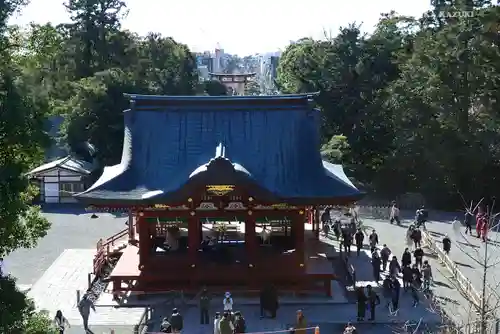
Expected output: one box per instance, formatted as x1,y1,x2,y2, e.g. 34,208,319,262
245,213,257,264
188,214,200,264
137,214,149,267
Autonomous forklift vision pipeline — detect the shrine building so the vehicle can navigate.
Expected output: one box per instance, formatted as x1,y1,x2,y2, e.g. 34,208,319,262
76,93,363,297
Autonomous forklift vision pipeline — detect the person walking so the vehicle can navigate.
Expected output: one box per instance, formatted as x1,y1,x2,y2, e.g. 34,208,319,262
342,230,353,255
401,248,412,268
414,247,424,268
369,230,379,254
77,294,95,331
53,310,70,334
169,308,183,333
356,287,367,321
390,201,401,225
366,285,381,321
390,276,401,313
406,226,414,250
410,274,421,307
354,228,364,256
411,228,422,249
199,288,211,325
464,210,473,235
442,235,451,255
380,244,391,272
213,312,221,334
422,260,433,292
371,251,382,282
389,256,401,277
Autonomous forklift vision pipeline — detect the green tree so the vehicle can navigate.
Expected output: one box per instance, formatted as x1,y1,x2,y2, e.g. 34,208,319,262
244,80,261,95
0,1,53,333
203,80,228,96
64,0,127,78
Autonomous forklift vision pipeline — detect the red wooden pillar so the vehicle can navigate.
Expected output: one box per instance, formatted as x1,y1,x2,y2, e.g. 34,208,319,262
314,207,320,240
188,214,200,265
128,210,136,243
137,213,149,268
245,213,257,263
294,211,305,266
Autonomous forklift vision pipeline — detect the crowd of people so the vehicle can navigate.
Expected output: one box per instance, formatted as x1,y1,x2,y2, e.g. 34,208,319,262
158,286,294,334
320,204,436,323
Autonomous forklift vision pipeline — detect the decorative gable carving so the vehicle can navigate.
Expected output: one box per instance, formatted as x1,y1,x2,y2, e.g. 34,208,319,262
196,202,217,210
225,202,247,210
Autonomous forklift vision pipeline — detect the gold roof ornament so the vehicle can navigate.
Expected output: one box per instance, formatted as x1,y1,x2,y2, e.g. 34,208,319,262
206,185,235,196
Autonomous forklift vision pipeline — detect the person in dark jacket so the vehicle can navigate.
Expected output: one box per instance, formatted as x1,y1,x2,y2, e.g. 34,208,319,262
260,284,278,318
411,264,421,283
369,230,379,253
366,285,381,321
333,219,341,240
389,256,401,277
402,265,412,291
199,288,211,324
354,229,364,256
169,308,183,333
356,287,367,321
414,247,424,268
411,228,422,248
371,252,382,282
342,231,352,255
442,235,451,255
465,211,473,235
233,311,246,333
380,244,391,271
402,248,412,267
390,276,401,312
382,277,393,306
410,274,421,307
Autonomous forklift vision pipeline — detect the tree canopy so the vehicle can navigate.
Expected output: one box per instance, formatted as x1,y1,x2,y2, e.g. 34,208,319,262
277,3,500,207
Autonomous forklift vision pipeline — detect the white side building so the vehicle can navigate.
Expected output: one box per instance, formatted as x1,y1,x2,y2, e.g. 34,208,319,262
27,156,95,203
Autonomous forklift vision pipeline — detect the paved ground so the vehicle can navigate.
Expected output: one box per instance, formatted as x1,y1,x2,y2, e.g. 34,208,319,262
358,212,482,328
27,248,144,334
148,303,442,334
5,208,127,284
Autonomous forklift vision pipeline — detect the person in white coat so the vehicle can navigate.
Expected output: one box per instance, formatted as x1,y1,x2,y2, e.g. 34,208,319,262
223,292,233,312
213,312,221,334
452,217,461,235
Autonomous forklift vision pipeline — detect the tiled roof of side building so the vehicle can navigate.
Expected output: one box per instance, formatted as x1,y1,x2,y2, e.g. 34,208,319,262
75,94,363,205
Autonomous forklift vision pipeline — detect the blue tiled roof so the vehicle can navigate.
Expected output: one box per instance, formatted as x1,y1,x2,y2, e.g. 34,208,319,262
76,94,362,204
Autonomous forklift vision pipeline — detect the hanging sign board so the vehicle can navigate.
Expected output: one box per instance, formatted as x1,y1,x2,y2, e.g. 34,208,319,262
206,185,235,196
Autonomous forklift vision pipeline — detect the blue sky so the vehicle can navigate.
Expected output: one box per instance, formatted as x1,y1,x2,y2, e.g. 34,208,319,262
10,0,431,55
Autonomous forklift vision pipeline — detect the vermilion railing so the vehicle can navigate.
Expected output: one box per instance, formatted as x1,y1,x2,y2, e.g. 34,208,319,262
93,223,134,276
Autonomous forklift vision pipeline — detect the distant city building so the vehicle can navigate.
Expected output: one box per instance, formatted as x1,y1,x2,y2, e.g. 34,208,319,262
270,56,280,80
198,65,210,81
